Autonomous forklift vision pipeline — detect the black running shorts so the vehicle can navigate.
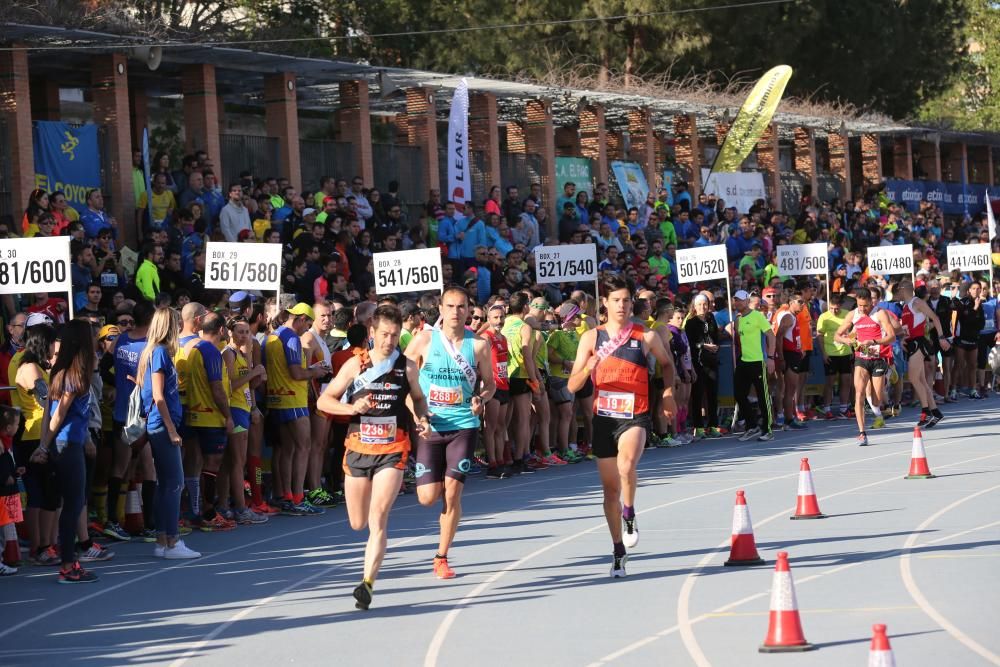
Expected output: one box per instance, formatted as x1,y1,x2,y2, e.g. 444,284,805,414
592,414,652,459
415,428,478,485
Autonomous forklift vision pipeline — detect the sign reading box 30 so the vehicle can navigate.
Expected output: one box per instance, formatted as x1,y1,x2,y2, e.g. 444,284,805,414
0,236,72,295
205,242,283,292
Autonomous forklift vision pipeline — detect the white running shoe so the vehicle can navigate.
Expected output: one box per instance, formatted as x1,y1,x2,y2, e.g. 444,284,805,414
153,544,165,558
164,541,201,560
610,553,628,578
622,516,639,548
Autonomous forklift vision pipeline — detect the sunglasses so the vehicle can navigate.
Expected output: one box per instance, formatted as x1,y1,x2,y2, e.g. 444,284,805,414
103,335,118,342
471,315,483,321
117,319,135,326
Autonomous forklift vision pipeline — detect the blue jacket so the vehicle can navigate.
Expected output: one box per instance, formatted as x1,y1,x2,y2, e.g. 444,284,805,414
438,215,460,258
486,226,513,257
460,218,488,259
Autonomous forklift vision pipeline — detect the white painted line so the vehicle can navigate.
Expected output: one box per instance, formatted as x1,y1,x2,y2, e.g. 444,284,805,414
915,519,1000,548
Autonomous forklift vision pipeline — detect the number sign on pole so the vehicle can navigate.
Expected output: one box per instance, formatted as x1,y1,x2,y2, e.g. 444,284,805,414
374,248,444,295
676,244,729,283
534,243,598,288
778,242,831,305
946,243,991,276
205,242,283,293
0,236,74,319
866,244,915,285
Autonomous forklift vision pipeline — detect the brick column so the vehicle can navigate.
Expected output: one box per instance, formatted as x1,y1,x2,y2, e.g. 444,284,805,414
0,46,34,210
506,122,527,153
91,54,136,246
606,132,623,161
182,64,222,173
828,131,851,201
929,139,942,181
860,134,882,185
29,79,60,121
793,127,818,196
264,72,301,190
958,142,969,184
129,87,149,148
893,136,912,180
580,104,608,183
405,87,438,194
628,108,657,195
673,114,701,195
470,92,501,190
336,80,374,186
756,123,780,204
524,99,557,237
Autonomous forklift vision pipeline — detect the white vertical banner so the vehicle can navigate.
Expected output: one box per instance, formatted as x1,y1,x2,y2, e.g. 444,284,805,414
447,78,471,214
987,188,997,243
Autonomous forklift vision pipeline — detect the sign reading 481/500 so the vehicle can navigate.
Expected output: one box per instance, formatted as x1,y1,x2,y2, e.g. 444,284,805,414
205,241,283,292
0,237,72,295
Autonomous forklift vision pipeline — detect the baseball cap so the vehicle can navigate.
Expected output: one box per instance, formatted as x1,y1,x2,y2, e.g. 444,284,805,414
733,290,750,301
303,208,317,217
530,298,552,312
558,303,581,321
287,303,315,320
761,287,777,297
97,324,120,340
25,312,53,327
229,290,252,304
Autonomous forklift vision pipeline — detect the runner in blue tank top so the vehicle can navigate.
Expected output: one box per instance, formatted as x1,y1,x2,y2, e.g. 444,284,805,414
405,286,495,580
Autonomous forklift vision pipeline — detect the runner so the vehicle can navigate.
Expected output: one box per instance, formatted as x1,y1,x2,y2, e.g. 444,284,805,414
301,301,337,508
816,294,853,419
175,302,207,526
774,290,808,430
405,286,495,579
318,305,432,610
834,288,897,445
481,303,511,478
976,279,997,396
567,275,677,578
953,281,984,398
897,281,949,427
500,292,542,475
546,302,584,463
729,290,777,442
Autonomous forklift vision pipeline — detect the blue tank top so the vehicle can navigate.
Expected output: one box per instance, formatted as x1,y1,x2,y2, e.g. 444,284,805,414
418,329,480,431
983,299,997,334
113,332,147,423
50,391,91,443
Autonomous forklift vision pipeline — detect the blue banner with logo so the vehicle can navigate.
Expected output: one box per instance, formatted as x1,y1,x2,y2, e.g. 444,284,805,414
33,121,101,213
884,178,989,216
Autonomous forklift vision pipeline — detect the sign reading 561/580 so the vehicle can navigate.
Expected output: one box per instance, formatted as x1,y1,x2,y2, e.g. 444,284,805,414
205,241,283,292
0,237,72,295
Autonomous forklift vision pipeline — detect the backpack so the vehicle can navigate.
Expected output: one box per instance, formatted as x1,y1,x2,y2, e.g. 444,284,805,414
122,361,149,445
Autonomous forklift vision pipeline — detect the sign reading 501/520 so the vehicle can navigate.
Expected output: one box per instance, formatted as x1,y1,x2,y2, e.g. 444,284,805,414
205,241,283,292
0,237,72,295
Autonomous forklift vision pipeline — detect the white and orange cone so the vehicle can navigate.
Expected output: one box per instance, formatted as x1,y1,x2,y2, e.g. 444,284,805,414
868,623,896,667
790,458,825,519
905,427,935,479
759,551,815,653
123,481,144,535
724,490,765,566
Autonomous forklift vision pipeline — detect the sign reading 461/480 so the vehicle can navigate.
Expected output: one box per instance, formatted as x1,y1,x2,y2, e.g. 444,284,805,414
0,237,72,295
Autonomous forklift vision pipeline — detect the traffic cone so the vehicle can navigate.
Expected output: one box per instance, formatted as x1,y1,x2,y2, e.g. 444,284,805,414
2,522,19,566
759,551,815,653
868,624,896,667
790,458,826,519
123,481,144,535
724,490,765,566
905,427,935,479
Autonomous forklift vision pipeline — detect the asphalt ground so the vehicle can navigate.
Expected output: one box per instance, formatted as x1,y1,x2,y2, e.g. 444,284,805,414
1,401,998,666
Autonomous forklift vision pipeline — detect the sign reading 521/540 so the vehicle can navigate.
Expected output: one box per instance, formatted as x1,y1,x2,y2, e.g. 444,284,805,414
375,248,443,295
0,236,72,295
534,244,597,284
205,242,283,292
676,244,728,283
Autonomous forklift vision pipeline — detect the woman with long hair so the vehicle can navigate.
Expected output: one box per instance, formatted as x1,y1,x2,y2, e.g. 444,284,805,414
12,323,58,564
34,320,97,582
22,188,49,235
484,186,502,217
136,308,200,559
684,293,722,439
152,152,178,192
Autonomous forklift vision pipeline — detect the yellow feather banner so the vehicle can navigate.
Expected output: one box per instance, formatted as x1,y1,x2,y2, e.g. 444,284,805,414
711,65,793,174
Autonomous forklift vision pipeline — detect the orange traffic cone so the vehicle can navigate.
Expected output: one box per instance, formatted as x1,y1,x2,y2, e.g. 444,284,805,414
724,490,765,566
790,458,825,519
905,427,935,479
868,624,896,667
759,551,814,653
122,481,144,535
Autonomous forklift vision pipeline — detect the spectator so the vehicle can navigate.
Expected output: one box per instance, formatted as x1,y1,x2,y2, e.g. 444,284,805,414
220,182,252,242
350,176,373,222
135,244,163,303
80,189,117,240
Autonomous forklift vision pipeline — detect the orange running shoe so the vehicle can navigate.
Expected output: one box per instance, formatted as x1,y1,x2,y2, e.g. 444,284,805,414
250,502,281,515
433,556,456,579
200,514,236,532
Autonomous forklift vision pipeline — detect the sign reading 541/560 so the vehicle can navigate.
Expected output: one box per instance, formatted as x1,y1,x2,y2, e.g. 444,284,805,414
0,236,72,295
205,242,283,292
534,244,597,284
676,244,728,283
375,247,443,295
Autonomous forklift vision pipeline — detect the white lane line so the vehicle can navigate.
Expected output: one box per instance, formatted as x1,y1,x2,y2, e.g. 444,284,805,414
915,519,1000,548
422,432,939,666
167,533,426,667
900,484,1000,666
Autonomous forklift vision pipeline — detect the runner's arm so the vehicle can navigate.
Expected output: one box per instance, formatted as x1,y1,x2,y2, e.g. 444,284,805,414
644,329,676,391
834,312,855,346
519,324,540,384
567,329,597,393
316,356,363,416
875,311,897,345
919,299,948,339
404,330,430,367
405,359,432,428
473,338,496,404
774,316,792,361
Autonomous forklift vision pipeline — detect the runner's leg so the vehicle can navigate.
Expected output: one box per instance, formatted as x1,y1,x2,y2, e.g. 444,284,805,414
853,366,870,434
596,458,623,545
363,467,403,582
616,426,645,509
344,474,372,531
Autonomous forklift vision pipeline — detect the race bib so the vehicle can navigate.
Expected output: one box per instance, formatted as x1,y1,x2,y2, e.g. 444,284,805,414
243,388,252,405
359,415,397,445
596,391,635,419
496,362,508,381
100,272,118,287
428,384,462,408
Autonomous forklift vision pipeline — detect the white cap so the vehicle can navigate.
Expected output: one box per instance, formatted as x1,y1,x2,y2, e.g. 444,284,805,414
733,290,750,301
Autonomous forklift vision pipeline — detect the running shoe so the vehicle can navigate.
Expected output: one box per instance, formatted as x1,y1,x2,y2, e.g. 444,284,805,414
0,562,17,576
970,389,982,400
926,412,943,428
434,556,456,579
857,432,869,447
837,410,851,420
219,508,235,522
795,411,808,423
154,543,165,558
757,431,775,442
78,543,114,562
525,457,548,471
278,499,304,516
543,453,567,466
845,408,857,418
823,410,836,420
738,427,761,442
235,508,269,525
306,489,338,507
806,408,819,420
675,433,694,444
504,463,519,477
485,467,503,480
663,436,685,448
706,427,723,439
200,514,237,531
891,404,901,417
178,522,193,536
563,450,584,464
102,521,132,542
403,468,416,484
294,502,326,516
58,562,98,584
163,540,201,559
87,520,104,538
917,412,931,428
871,415,885,429
787,420,806,430
516,460,535,474
250,501,281,515
32,546,60,566
610,553,628,578
140,528,158,543
353,581,373,610
622,516,639,548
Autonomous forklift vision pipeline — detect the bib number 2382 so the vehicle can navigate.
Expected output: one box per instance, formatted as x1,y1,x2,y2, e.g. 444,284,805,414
360,416,397,445
596,391,635,419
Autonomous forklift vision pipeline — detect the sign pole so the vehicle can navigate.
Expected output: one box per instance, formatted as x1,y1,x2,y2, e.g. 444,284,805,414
67,293,75,322
725,270,738,429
